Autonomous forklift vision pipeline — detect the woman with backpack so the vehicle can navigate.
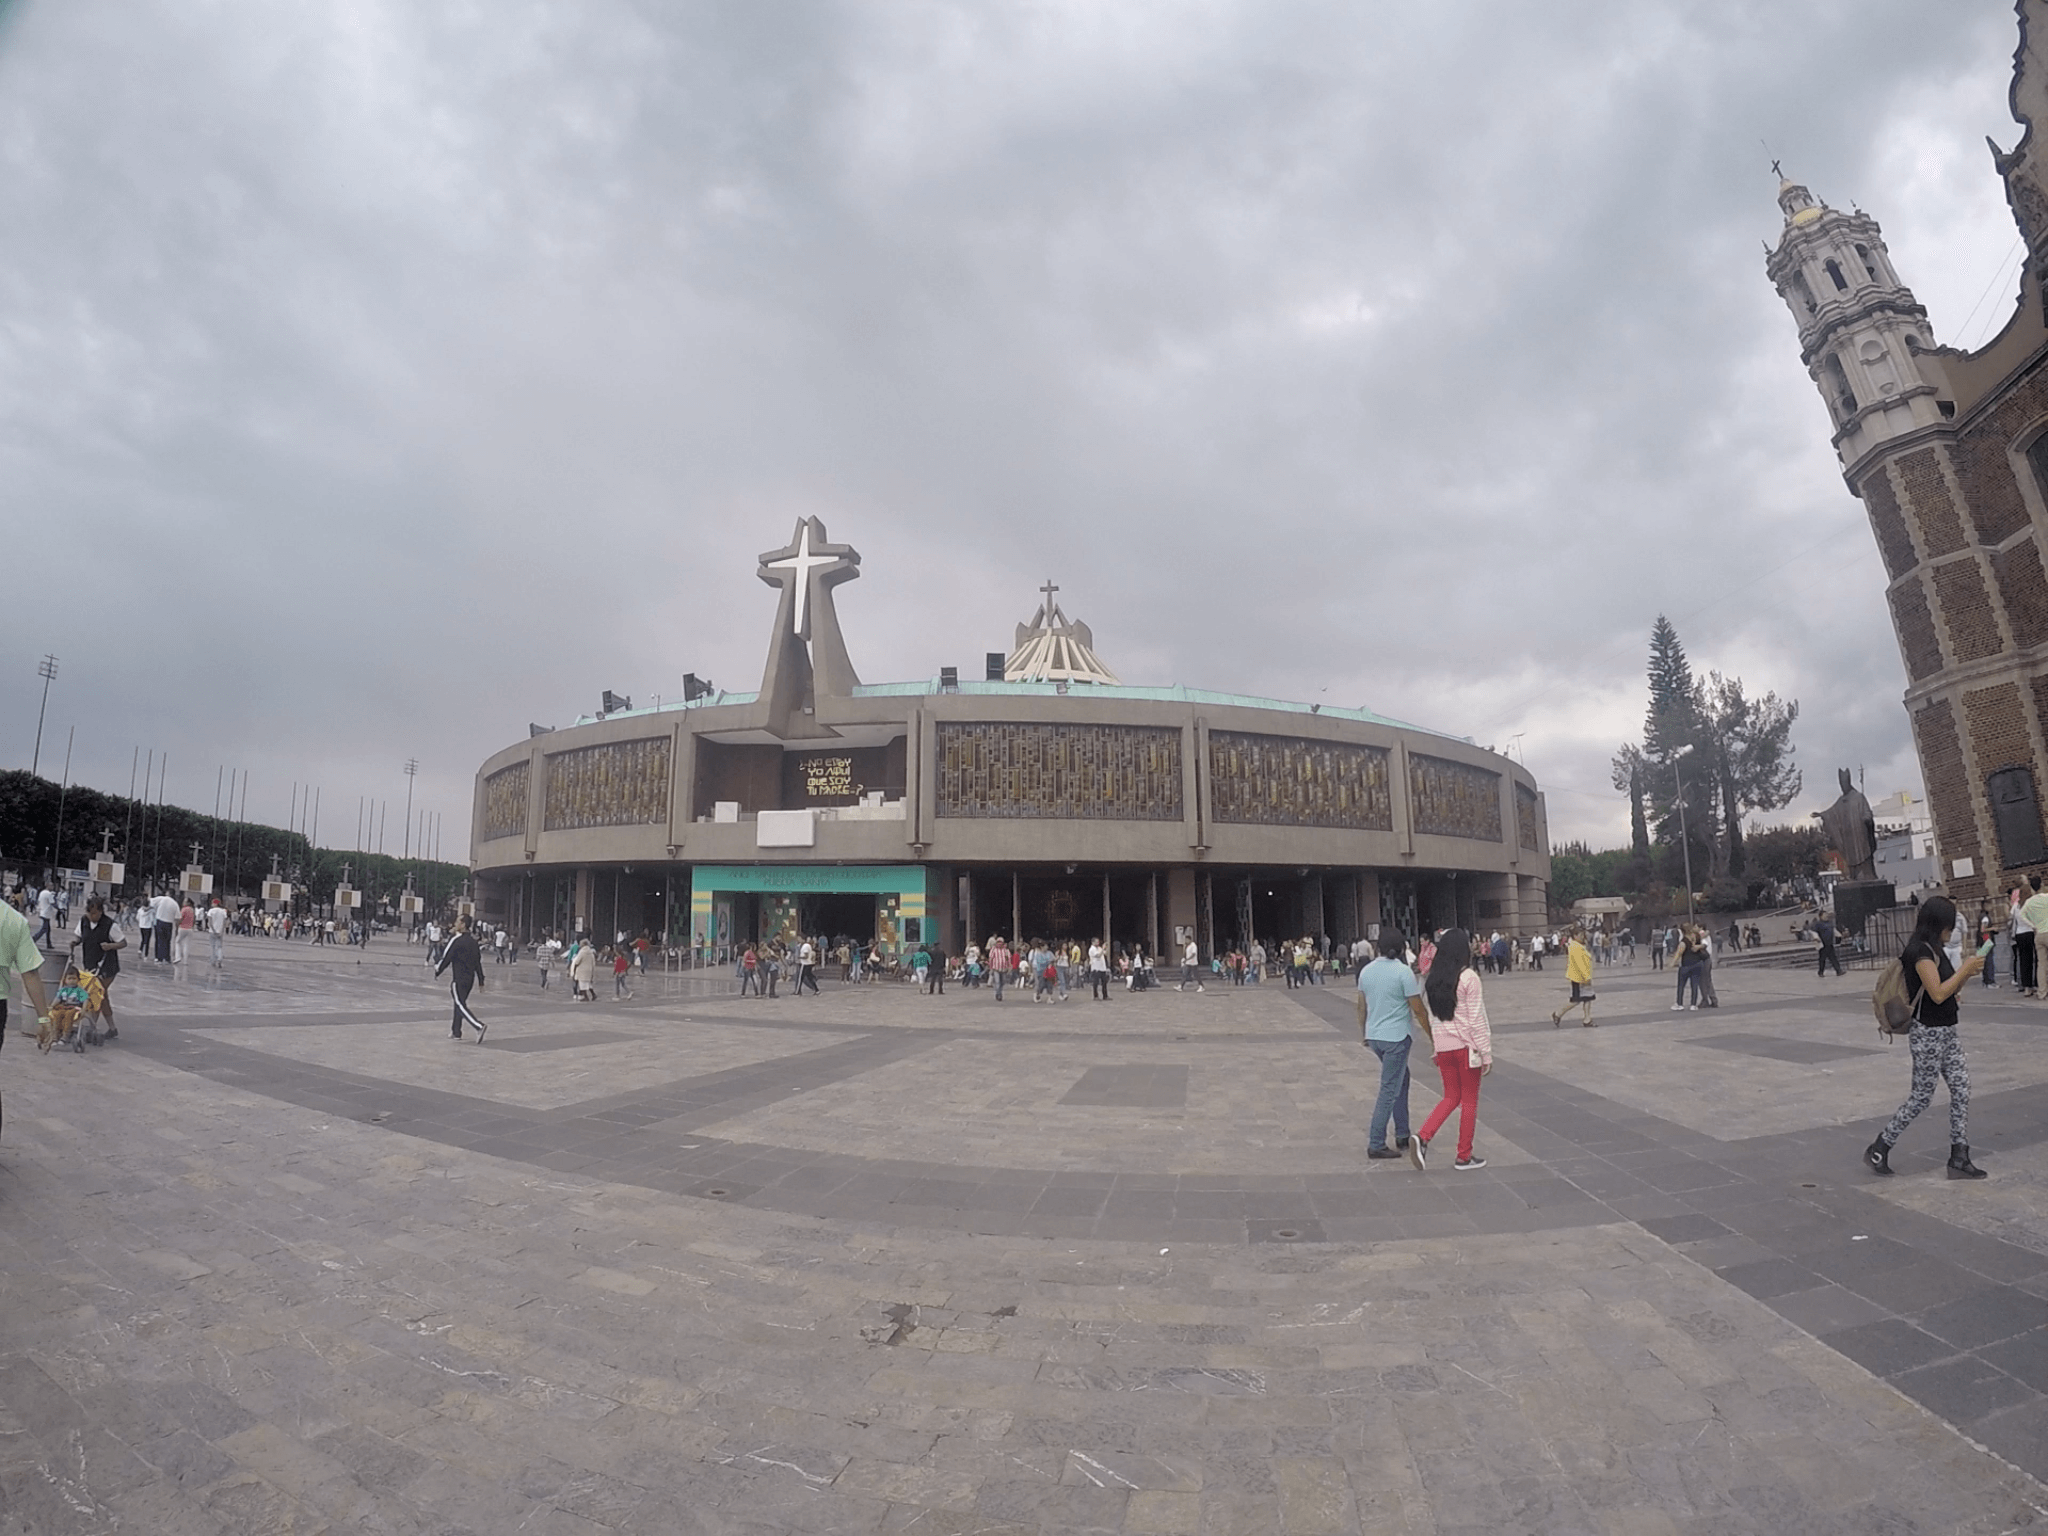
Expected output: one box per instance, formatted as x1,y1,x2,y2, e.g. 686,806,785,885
1865,895,1988,1179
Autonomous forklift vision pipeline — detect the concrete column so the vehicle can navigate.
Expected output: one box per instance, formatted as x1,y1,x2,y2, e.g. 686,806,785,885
1392,741,1414,859
962,873,975,952
1304,875,1325,944
1501,771,1520,869
524,742,547,858
905,709,925,849
1102,872,1112,952
1011,871,1021,946
1166,868,1196,950
667,723,696,851
1145,876,1160,958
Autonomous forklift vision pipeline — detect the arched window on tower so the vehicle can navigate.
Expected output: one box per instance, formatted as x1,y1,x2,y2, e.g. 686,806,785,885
1822,354,1857,419
1855,244,1880,282
1989,766,2048,869
1790,272,1817,315
1824,258,1849,292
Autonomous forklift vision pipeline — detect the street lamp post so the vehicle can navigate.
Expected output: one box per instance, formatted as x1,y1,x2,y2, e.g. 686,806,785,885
30,655,57,777
402,759,418,859
1672,743,1697,924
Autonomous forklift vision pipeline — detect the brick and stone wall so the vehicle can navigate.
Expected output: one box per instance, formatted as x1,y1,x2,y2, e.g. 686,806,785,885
1860,351,2048,904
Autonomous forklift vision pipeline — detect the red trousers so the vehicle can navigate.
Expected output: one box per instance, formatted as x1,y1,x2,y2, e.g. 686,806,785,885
1419,1048,1483,1160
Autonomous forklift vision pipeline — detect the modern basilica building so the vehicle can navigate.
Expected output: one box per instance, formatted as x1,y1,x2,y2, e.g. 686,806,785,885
470,519,1550,959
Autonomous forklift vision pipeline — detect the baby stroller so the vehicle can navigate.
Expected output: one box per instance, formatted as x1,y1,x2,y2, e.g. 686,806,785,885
40,964,109,1054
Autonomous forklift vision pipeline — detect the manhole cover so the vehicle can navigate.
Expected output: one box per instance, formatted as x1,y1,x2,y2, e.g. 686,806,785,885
1272,1228,1302,1241
705,1187,730,1198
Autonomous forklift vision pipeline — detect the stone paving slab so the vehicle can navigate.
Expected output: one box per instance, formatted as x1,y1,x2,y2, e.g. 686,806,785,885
4,942,2048,1529
187,1015,851,1111
692,1037,1539,1175
2,1051,2043,1535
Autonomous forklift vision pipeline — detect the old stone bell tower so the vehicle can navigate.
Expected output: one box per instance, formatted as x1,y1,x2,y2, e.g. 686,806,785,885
1767,1,2048,906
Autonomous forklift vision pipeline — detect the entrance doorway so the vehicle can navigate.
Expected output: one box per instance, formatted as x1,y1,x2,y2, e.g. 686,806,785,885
802,892,878,946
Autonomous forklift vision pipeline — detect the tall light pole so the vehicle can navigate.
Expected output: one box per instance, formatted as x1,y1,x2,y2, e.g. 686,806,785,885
402,759,419,858
1672,743,1697,924
30,655,57,776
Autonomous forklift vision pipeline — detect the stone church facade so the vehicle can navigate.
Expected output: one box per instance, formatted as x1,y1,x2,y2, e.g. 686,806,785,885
1770,1,2048,907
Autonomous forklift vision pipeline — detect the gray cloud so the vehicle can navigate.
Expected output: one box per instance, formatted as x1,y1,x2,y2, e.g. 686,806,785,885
0,0,2024,854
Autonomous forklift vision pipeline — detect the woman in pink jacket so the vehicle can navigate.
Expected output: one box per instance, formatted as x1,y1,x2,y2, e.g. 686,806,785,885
1413,928,1493,1171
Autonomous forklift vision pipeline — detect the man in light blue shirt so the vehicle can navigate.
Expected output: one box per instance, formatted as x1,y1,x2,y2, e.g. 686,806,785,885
1357,930,1431,1165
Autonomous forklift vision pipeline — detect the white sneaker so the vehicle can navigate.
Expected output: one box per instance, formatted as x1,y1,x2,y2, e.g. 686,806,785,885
1669,1004,1685,1012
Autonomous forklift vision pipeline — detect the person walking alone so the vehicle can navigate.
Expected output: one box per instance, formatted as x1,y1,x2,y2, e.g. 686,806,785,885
1357,930,1428,1162
434,914,487,1042
1414,928,1493,1170
1088,939,1111,1001
1180,937,1204,993
1550,927,1596,1028
204,897,228,968
1865,896,1987,1179
1815,912,1843,978
2012,881,2037,998
152,890,179,964
988,936,1011,1002
2023,878,2048,1008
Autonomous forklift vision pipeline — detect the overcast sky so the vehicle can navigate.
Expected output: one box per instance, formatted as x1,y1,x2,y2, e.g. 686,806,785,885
0,1,2031,860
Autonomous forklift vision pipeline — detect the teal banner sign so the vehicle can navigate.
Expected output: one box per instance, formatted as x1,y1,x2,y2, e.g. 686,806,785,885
689,865,927,897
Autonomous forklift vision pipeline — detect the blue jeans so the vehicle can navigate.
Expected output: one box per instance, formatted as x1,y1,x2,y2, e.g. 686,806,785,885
1367,1036,1413,1149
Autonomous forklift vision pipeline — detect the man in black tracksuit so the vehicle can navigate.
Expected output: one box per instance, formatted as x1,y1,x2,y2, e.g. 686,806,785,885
434,915,487,1041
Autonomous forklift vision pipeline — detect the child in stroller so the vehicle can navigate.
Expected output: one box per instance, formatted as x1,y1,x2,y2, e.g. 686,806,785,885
40,964,108,1053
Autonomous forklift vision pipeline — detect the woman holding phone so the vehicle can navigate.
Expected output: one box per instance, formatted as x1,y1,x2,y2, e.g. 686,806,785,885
1865,895,1988,1179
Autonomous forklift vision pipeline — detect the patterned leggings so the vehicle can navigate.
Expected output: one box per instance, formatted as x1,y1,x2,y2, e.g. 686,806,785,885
1880,1024,1970,1148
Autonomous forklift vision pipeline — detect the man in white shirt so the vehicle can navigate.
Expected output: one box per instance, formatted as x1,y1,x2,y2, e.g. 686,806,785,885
1088,939,1111,1002
1180,939,1204,993
152,891,180,963
33,886,56,947
205,898,229,967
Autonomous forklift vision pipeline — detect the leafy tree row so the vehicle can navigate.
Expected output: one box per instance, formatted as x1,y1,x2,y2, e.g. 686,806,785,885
0,769,469,912
1551,822,1831,917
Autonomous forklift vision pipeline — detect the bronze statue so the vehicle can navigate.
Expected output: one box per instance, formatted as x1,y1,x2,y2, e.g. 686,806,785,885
1815,768,1878,883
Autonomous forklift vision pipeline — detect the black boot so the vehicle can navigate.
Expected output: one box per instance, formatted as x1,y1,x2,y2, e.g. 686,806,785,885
1947,1143,1988,1180
1864,1137,1893,1176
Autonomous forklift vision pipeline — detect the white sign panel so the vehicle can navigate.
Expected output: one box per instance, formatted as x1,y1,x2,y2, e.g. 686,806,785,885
756,809,816,848
180,870,214,895
89,859,124,886
399,893,423,915
333,887,361,909
263,880,292,903
1953,857,1975,878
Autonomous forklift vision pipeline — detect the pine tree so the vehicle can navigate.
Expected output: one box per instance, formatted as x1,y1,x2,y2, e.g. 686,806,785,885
1643,616,1698,761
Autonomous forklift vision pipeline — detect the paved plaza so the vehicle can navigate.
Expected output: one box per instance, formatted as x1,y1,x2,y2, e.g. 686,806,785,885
4,943,2048,1532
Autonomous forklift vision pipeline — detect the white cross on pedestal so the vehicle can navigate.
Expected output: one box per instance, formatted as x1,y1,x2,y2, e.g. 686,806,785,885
765,523,835,636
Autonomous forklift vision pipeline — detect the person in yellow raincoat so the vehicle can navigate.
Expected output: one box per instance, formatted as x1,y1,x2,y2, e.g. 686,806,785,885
1550,927,1597,1028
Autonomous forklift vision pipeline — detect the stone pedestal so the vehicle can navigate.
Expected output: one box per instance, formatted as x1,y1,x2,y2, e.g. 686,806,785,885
1834,880,1897,938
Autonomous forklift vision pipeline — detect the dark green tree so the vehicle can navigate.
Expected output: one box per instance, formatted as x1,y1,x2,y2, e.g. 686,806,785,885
1609,745,1652,860
1701,672,1802,880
